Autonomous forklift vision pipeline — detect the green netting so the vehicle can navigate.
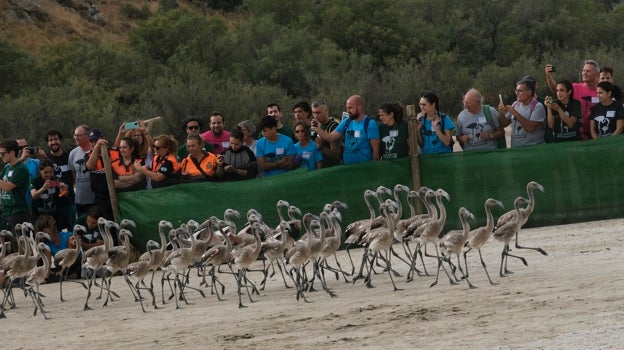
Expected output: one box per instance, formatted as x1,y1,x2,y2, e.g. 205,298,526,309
119,137,624,251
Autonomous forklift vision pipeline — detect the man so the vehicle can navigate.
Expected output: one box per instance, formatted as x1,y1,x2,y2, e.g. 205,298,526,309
545,60,600,140
177,115,214,162
200,112,231,155
498,78,546,147
266,103,296,143
16,138,41,211
85,129,117,220
293,101,312,125
456,89,505,151
68,124,96,217
256,116,296,177
599,66,614,83
312,95,380,164
44,130,76,230
0,139,30,232
311,99,342,167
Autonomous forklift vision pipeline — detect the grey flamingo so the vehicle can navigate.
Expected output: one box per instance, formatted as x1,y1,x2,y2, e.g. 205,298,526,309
463,198,504,286
436,207,475,288
494,196,531,277
54,224,87,301
25,242,52,319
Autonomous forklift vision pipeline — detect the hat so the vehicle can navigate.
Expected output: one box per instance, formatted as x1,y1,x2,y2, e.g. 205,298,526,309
89,129,103,141
181,116,203,132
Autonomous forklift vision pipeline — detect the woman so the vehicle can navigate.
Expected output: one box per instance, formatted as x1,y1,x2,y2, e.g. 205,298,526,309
134,134,180,188
589,81,624,138
544,80,582,142
112,136,146,191
416,91,455,154
237,120,257,154
293,121,323,171
180,134,223,181
498,78,546,147
30,159,68,225
35,214,80,281
221,128,258,181
114,120,154,161
378,102,409,159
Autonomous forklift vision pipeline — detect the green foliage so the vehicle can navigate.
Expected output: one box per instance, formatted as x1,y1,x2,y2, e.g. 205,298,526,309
2,0,624,143
121,4,152,20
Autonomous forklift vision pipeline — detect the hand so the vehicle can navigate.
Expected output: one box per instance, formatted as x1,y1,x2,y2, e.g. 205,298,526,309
224,165,235,173
480,131,491,140
133,160,144,171
457,134,470,143
544,64,554,75
42,179,51,190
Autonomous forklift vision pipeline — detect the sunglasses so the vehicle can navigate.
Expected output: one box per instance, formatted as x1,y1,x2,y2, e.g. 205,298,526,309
187,125,200,130
153,146,162,150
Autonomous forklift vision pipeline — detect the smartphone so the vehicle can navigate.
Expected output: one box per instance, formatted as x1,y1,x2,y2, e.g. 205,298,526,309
125,121,139,130
27,146,39,155
498,94,503,105
341,111,350,121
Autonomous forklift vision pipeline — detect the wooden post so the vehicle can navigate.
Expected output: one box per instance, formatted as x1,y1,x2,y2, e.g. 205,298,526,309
406,105,423,214
100,144,120,223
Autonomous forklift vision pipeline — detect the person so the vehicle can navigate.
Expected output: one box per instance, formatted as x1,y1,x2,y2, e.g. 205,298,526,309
0,139,30,233
266,103,296,143
134,134,180,188
75,205,106,251
456,89,505,151
256,116,296,177
200,112,231,155
16,138,40,211
293,101,312,125
311,99,342,167
176,116,214,162
589,81,624,139
114,120,154,188
599,66,614,83
221,128,258,181
68,124,96,217
180,134,223,181
237,120,257,154
30,159,68,224
43,129,76,231
312,95,380,164
111,136,146,191
416,91,456,154
293,122,323,171
35,214,80,281
85,129,117,220
545,60,600,140
498,78,546,147
378,102,410,158
544,80,582,142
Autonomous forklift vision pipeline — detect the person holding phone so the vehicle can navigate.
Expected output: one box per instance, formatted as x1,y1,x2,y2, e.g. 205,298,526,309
498,78,546,147
544,80,582,142
220,128,258,181
30,159,67,224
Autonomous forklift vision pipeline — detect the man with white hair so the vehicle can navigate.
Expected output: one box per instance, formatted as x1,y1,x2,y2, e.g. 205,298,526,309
456,89,505,151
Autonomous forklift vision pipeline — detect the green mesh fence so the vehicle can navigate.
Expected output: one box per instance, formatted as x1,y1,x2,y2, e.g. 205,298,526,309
119,136,624,251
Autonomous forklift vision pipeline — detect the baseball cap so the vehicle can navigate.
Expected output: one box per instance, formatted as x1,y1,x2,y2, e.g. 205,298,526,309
89,129,103,141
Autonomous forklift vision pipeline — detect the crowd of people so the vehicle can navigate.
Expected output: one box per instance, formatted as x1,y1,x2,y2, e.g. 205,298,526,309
0,59,621,279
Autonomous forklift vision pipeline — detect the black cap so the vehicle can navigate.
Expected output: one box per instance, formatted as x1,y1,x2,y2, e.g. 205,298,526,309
182,116,203,132
89,129,103,141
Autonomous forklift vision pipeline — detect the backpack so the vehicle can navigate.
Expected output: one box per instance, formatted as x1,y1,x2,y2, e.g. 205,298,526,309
418,112,455,147
344,115,373,137
482,104,507,149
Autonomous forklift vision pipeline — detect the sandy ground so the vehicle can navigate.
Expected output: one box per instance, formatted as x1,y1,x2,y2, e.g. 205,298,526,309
2,218,623,350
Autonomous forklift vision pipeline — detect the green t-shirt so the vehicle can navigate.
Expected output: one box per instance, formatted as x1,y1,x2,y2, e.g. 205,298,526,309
1,161,29,216
379,120,410,159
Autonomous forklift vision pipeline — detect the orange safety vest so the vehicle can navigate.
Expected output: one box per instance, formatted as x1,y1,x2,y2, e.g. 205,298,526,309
87,149,120,172
152,153,180,174
180,152,218,178
111,155,143,176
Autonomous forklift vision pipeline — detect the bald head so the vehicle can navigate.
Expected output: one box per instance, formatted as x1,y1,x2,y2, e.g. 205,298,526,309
346,95,365,119
463,88,483,114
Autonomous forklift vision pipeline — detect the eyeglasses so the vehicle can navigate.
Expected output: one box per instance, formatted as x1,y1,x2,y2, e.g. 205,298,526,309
153,146,162,150
295,130,307,134
187,125,200,130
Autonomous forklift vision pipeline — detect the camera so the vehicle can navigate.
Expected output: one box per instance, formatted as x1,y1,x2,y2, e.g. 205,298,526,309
49,180,59,188
550,66,556,73
26,146,39,155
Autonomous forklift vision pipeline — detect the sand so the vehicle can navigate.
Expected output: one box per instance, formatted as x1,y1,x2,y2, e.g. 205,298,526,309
2,218,623,350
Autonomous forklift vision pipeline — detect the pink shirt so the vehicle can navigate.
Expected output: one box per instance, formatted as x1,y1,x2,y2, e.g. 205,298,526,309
200,130,231,154
573,82,598,140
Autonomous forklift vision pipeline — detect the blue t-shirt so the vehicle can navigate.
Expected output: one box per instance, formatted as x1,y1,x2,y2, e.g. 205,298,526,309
47,230,73,256
335,115,380,164
294,141,323,171
419,114,455,154
256,134,297,177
